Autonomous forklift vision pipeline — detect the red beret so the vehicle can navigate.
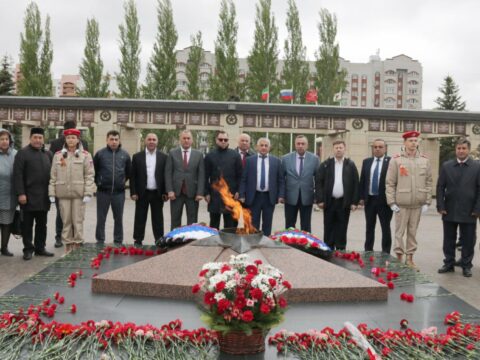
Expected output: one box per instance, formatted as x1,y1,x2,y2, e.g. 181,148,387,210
63,128,81,137
402,131,420,139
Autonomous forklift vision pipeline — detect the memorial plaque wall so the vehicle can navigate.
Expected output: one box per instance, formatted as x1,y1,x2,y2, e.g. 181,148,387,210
404,120,416,131
13,109,26,121
333,119,346,130
454,123,466,135
369,119,381,131
386,120,398,132
116,111,129,123
171,113,184,125
152,112,166,124
438,122,450,134
81,110,95,125
65,109,77,122
315,117,329,129
421,121,433,133
0,108,7,120
47,109,60,123
30,109,43,122
207,114,220,126
188,113,202,125
261,115,274,128
135,111,148,123
279,116,293,128
297,116,311,129
243,114,256,127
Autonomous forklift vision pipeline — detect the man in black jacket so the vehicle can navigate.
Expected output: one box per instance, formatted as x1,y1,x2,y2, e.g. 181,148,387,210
316,140,359,251
49,120,89,248
204,131,243,229
93,130,131,245
359,139,393,253
130,133,167,246
13,127,54,260
437,138,480,278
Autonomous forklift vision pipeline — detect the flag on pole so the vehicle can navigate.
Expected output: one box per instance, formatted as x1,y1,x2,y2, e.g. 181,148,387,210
280,88,294,101
261,87,269,102
306,89,318,103
333,91,343,102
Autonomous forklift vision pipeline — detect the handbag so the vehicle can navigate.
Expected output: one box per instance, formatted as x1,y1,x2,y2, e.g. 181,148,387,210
11,209,22,238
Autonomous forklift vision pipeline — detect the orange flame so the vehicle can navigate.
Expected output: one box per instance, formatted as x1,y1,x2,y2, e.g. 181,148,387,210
212,177,257,234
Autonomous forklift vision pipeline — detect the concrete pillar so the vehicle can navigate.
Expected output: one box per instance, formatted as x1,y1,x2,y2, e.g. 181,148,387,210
120,127,141,156
21,125,31,147
421,138,440,188
223,114,241,146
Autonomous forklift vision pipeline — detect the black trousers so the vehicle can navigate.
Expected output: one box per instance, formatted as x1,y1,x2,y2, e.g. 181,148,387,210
22,210,48,255
250,191,275,236
55,199,62,241
170,194,199,230
323,198,351,250
133,190,164,243
443,221,476,269
210,212,237,230
364,195,393,253
284,194,313,233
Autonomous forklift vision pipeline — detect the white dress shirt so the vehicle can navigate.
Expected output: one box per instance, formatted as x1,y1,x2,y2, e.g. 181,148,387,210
332,158,344,198
145,149,157,190
369,156,384,195
256,154,270,191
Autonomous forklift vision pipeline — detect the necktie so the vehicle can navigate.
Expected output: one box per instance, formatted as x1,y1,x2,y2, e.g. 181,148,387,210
299,156,304,176
183,150,188,169
241,152,246,168
371,158,380,195
260,156,266,190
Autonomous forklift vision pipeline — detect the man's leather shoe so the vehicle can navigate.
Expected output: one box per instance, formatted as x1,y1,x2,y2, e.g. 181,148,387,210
463,268,472,277
134,241,143,248
54,238,63,248
456,241,462,248
454,259,462,267
438,265,454,274
23,252,32,260
35,250,54,257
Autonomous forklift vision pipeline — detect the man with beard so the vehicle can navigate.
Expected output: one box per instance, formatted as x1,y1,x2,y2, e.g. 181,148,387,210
204,131,242,229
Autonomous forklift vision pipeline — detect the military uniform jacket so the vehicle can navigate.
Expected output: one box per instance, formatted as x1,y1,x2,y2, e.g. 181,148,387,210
49,150,96,199
385,151,432,208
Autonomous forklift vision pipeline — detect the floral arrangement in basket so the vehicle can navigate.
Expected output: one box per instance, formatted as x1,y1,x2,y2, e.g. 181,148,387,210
270,229,333,260
192,254,291,335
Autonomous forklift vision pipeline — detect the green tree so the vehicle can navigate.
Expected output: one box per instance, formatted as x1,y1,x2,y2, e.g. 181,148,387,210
209,0,242,101
314,8,347,105
116,0,141,98
144,0,178,99
78,18,110,97
435,75,466,111
246,0,279,102
435,75,467,164
185,31,204,100
17,2,53,96
0,56,15,95
281,0,309,104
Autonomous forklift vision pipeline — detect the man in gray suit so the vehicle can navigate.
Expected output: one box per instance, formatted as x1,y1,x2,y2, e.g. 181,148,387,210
165,130,205,230
282,135,319,232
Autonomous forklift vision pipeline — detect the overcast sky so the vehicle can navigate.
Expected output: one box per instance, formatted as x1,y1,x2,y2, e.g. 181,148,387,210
1,0,478,110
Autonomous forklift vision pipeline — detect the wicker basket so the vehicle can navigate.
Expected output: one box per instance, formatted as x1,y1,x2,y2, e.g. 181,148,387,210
218,328,267,355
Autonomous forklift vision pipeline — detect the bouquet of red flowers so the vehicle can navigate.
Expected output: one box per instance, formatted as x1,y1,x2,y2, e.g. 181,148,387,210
192,254,291,335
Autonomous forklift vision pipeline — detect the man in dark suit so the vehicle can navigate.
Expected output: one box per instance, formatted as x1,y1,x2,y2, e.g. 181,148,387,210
359,139,393,253
165,130,205,230
236,133,255,168
282,135,319,232
130,133,168,246
316,140,359,251
437,137,480,278
239,138,285,236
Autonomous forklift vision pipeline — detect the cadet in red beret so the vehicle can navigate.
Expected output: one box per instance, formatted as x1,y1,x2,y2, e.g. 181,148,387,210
385,129,432,270
63,128,81,137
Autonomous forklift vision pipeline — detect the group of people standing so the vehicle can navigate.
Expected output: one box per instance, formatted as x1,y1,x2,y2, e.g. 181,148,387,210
0,125,476,277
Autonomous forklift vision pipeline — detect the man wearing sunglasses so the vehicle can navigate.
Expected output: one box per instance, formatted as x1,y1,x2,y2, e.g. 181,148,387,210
204,131,243,229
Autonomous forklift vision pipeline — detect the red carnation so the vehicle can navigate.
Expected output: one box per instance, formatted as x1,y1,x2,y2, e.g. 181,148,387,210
254,259,263,265
260,303,271,314
378,278,386,284
245,265,258,275
54,292,60,300
278,297,287,308
217,299,231,314
58,296,65,304
406,294,414,303
204,292,215,305
192,284,201,294
70,304,77,314
215,281,226,292
250,288,263,300
199,269,209,277
241,310,254,322
282,281,292,289
268,278,277,287
387,282,395,290
400,319,409,328
234,297,246,309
